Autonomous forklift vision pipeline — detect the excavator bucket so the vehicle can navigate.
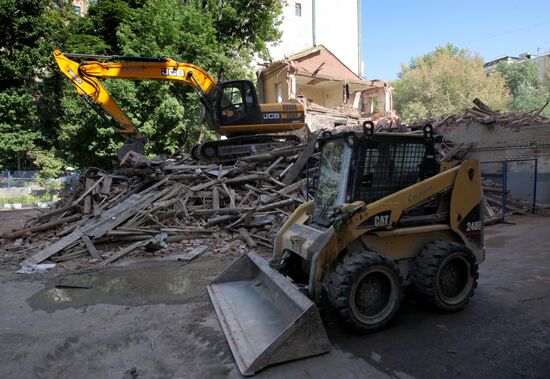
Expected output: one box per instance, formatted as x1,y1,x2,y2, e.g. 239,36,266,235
116,139,146,161
208,251,330,376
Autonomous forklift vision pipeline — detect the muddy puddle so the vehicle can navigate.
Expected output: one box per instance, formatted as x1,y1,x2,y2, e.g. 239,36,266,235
28,262,219,313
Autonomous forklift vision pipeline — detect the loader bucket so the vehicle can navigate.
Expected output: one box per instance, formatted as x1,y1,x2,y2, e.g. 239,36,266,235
208,251,330,376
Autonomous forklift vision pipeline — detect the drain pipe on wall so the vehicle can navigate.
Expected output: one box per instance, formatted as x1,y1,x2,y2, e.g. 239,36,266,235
357,0,362,76
312,0,316,46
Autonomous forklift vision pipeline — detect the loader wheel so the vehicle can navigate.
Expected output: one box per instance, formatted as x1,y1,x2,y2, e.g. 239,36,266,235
327,251,404,333
412,240,478,312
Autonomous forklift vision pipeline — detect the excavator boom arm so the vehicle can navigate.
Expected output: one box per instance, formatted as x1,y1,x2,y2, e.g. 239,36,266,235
54,50,140,139
53,50,218,140
74,55,217,95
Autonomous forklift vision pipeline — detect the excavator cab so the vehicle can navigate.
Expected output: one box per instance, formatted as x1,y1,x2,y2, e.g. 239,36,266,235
215,80,262,127
196,79,304,161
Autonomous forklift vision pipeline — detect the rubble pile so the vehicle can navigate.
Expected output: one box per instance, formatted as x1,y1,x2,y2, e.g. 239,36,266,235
408,98,550,131
5,98,541,270
1,135,320,270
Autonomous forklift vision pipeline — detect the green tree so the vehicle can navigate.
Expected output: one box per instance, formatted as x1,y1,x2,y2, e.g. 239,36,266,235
496,60,539,95
393,44,510,122
85,0,137,53
508,83,550,116
1,0,283,170
0,0,74,169
30,148,65,182
496,60,550,116
204,0,283,59
0,90,41,170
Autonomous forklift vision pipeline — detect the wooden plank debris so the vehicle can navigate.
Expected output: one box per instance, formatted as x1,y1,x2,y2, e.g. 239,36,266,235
282,130,320,185
3,214,82,240
72,176,104,206
212,187,220,210
83,178,94,215
81,233,102,260
99,234,165,266
21,188,170,266
176,245,208,262
100,175,113,195
238,228,256,248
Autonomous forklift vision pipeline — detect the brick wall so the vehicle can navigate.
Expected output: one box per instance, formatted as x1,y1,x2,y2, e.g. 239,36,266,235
438,122,550,205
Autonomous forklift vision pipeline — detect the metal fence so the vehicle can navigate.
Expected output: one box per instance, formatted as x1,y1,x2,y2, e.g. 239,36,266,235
480,159,538,222
0,170,38,190
0,170,61,207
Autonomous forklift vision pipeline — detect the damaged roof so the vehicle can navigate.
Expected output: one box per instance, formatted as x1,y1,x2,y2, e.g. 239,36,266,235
261,45,379,85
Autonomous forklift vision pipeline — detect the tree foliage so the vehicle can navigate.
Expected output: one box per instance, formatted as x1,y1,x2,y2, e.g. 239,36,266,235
0,0,282,171
30,148,65,182
0,0,76,169
508,83,549,116
393,44,510,123
496,59,550,117
204,0,283,59
0,90,41,170
496,59,539,95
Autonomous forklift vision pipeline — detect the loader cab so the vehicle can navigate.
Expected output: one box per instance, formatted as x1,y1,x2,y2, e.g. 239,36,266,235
311,126,439,227
214,80,262,127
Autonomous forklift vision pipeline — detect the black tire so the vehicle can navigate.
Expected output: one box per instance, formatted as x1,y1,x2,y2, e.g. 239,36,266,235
411,240,479,312
326,251,404,334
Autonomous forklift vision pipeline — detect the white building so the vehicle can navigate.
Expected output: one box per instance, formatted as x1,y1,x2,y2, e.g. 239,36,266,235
485,51,550,83
268,0,362,77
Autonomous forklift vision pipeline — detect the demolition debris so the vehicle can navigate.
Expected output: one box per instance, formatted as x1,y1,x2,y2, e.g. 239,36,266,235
3,98,547,270
1,135,320,270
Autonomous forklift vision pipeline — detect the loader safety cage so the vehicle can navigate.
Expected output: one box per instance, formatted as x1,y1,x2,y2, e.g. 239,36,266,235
311,125,440,227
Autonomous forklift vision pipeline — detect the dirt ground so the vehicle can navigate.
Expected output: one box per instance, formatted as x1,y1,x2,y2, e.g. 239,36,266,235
0,214,549,378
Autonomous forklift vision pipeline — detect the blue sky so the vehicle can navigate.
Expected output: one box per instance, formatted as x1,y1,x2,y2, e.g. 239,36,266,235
361,0,550,80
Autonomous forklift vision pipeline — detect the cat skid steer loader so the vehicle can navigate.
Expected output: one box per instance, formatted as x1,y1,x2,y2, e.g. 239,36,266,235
208,124,484,376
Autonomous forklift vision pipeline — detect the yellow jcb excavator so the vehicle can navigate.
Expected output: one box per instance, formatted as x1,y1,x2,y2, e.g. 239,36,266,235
53,50,305,160
208,123,485,375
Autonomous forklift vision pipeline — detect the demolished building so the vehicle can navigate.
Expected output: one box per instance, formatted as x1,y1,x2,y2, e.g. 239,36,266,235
257,45,396,131
424,100,550,208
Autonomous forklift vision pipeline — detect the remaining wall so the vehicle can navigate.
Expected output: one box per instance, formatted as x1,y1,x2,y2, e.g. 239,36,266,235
314,0,360,75
438,122,550,205
322,85,346,108
260,74,290,104
269,0,314,62
298,85,324,105
532,53,550,83
268,0,361,75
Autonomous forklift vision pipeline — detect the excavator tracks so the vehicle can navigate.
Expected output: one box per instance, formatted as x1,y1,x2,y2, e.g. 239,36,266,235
192,135,302,162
